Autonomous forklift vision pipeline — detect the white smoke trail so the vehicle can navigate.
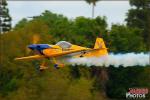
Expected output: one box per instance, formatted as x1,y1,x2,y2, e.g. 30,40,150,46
68,53,150,67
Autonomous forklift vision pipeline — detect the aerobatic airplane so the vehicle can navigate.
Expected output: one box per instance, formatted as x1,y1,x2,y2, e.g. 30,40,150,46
15,37,108,71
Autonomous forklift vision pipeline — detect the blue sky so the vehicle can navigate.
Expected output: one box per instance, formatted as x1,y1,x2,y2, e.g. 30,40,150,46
7,1,131,28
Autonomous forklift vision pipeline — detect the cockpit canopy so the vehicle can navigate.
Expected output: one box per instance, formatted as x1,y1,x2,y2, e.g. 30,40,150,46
56,41,72,49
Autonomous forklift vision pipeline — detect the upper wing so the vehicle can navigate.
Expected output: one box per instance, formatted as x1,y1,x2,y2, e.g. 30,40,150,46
15,55,45,60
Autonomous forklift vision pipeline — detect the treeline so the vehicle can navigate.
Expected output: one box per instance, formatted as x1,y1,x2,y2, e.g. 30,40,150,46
13,10,148,52
0,0,150,99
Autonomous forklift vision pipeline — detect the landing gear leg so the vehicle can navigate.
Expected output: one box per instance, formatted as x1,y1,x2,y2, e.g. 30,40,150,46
52,58,64,69
39,60,48,71
54,64,59,69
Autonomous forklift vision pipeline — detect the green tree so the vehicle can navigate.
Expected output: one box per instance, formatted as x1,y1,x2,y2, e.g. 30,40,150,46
1,9,150,100
14,18,28,30
109,24,146,53
0,0,11,33
106,66,150,99
73,16,107,47
85,0,100,18
126,0,150,49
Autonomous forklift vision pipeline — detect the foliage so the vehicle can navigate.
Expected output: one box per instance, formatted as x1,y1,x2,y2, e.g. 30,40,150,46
14,18,28,30
108,24,146,53
125,0,150,49
85,0,99,5
106,66,150,99
0,10,150,100
0,0,12,33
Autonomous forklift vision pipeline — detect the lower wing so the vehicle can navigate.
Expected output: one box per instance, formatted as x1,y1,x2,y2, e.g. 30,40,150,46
14,48,107,60
15,55,45,60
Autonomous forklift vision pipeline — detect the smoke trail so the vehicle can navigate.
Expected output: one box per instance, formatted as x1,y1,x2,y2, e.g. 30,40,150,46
68,53,150,67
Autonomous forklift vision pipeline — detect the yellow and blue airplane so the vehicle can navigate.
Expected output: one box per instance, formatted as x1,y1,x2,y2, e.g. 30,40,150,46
15,37,108,71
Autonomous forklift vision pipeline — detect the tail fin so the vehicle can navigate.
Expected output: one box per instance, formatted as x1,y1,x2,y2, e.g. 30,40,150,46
94,38,107,49
93,37,108,56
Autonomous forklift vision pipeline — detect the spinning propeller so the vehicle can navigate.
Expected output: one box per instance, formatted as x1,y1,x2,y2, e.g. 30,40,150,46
26,34,40,55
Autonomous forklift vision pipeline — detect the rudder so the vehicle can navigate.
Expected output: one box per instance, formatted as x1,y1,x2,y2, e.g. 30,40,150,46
93,37,108,56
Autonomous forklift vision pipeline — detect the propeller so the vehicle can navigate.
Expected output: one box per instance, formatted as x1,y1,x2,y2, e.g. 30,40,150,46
32,34,40,44
26,34,40,55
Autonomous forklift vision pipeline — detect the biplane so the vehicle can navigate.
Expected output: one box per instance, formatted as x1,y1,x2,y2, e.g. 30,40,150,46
15,37,108,71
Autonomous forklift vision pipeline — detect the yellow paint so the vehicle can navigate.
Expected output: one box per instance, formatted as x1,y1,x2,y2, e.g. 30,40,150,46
42,37,108,58
15,37,108,67
84,38,108,57
15,55,45,60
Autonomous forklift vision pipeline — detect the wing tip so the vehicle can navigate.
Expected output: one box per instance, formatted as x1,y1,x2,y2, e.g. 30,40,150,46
14,58,23,60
